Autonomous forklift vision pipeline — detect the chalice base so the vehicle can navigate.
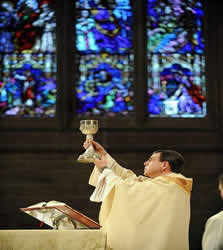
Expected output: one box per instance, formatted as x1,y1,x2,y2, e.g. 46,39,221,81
77,154,95,163
77,145,100,163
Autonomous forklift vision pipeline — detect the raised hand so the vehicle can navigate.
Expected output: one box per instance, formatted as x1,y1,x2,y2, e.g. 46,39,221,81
94,155,107,169
83,140,107,156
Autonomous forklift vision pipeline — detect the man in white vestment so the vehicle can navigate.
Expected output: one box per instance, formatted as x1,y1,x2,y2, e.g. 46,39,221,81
202,174,223,250
85,141,193,250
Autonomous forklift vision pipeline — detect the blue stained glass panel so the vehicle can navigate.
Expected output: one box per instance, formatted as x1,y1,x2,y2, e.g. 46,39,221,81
147,0,203,28
147,0,206,117
75,0,134,116
0,53,56,116
0,0,56,117
75,0,132,9
147,26,204,54
76,54,134,115
76,9,133,54
147,0,204,54
147,54,206,117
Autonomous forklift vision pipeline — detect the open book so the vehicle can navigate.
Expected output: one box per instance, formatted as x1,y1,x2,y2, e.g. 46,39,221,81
20,200,101,230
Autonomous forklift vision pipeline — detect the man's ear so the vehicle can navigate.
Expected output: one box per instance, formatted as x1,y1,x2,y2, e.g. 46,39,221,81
162,161,170,171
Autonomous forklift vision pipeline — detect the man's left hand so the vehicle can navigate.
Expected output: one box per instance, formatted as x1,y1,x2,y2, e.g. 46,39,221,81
94,155,107,170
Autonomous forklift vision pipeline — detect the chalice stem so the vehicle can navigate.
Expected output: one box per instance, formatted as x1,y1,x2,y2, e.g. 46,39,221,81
86,135,94,153
86,134,93,141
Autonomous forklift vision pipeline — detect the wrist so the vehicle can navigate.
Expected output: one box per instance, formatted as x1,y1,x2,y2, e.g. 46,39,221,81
101,151,107,156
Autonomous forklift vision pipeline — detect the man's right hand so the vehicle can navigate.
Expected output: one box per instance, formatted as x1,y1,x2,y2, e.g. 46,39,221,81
83,140,107,156
83,140,107,170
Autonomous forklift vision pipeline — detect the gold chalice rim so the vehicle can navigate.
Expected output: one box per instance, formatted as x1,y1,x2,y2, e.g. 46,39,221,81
80,120,98,125
80,120,98,134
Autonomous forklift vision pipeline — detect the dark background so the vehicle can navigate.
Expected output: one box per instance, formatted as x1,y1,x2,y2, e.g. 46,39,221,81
0,1,222,250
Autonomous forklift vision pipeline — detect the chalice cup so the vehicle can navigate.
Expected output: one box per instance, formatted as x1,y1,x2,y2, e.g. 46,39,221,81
77,120,100,163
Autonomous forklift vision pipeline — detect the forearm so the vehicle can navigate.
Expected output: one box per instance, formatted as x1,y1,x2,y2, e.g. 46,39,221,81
88,153,135,187
106,154,135,179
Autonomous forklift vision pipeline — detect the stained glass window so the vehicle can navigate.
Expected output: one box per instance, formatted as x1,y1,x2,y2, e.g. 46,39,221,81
147,0,206,117
75,0,134,115
0,0,56,117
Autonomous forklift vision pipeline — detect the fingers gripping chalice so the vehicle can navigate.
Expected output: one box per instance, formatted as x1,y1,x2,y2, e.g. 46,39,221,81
77,120,100,163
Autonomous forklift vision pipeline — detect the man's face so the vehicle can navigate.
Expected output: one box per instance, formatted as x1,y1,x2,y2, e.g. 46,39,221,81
219,183,223,200
144,152,164,178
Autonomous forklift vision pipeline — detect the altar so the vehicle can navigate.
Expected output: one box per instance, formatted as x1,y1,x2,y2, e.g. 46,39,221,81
0,229,106,250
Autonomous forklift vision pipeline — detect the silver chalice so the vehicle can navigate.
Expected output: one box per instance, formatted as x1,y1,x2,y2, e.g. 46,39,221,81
77,120,100,163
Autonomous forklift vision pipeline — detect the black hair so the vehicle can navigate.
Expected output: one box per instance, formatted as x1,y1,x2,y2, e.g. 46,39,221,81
153,149,185,173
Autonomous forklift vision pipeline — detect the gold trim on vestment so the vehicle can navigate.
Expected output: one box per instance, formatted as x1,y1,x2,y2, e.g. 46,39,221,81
162,176,192,194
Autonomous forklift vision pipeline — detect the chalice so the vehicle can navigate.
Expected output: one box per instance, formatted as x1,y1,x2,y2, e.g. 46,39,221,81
77,120,100,163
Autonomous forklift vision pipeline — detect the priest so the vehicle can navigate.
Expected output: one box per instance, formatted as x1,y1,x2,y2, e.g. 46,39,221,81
85,141,193,250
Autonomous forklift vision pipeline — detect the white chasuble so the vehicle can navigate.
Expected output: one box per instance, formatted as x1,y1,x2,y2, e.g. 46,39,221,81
202,211,223,250
89,154,193,250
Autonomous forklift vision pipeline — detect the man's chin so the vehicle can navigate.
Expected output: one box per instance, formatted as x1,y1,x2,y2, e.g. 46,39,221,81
145,172,154,178
144,172,150,177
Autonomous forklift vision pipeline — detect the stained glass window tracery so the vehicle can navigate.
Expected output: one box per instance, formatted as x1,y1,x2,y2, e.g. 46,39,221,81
0,0,56,117
75,0,134,115
147,0,206,117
